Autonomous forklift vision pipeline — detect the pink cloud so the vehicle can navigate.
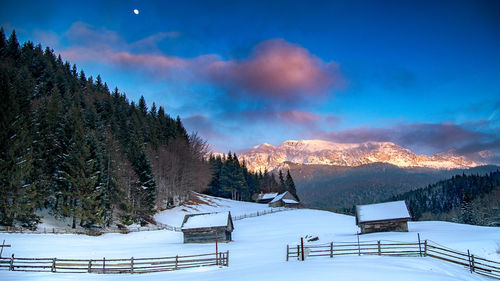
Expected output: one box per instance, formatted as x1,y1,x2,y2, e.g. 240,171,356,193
205,39,344,100
57,23,344,101
280,110,321,124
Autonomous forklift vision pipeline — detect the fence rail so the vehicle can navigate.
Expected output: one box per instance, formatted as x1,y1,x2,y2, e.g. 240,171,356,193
286,239,500,279
0,224,181,235
0,208,289,235
233,207,289,220
0,251,228,274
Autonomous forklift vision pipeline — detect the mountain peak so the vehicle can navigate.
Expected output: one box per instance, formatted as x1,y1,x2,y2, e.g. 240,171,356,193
240,139,483,172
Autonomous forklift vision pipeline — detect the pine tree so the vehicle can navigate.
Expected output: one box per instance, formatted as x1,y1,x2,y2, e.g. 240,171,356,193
285,170,298,200
6,30,20,60
139,96,148,115
0,28,7,58
278,170,286,193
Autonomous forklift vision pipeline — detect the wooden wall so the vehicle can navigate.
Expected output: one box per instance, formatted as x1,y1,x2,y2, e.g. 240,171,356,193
183,230,232,243
360,219,409,234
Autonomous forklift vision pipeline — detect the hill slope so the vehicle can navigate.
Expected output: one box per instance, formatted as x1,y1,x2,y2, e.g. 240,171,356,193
1,195,499,281
291,163,500,212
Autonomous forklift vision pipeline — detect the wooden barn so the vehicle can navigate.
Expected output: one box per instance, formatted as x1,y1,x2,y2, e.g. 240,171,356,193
256,192,279,204
181,211,234,243
268,191,300,208
355,201,411,234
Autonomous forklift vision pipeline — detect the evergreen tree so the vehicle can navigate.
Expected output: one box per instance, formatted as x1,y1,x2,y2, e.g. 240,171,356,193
285,170,298,200
0,27,6,58
278,170,286,193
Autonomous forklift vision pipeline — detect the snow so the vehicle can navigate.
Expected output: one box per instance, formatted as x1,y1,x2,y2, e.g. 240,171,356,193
181,212,230,229
258,192,278,200
356,201,411,223
154,193,276,227
1,195,499,281
282,199,298,204
269,192,286,204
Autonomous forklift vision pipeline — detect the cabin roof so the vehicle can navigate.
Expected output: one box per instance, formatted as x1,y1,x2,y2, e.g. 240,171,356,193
356,201,411,224
257,192,279,200
181,211,232,230
282,199,299,204
269,191,298,204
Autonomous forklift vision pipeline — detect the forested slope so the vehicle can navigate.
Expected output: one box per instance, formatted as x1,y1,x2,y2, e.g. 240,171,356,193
0,29,211,228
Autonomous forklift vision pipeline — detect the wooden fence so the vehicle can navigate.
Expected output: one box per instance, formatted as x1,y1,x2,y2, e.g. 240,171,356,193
233,207,289,221
0,251,228,274
286,239,500,279
0,208,289,235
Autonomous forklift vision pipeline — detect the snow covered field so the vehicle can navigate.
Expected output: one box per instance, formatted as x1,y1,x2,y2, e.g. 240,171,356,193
1,196,499,281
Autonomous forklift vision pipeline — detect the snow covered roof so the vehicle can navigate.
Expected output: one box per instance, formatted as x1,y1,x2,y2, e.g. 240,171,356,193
269,192,287,204
282,199,299,204
181,212,232,230
356,201,411,224
258,192,278,200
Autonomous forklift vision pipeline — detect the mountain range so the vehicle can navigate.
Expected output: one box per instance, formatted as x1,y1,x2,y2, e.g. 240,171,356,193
239,139,484,172
237,140,498,212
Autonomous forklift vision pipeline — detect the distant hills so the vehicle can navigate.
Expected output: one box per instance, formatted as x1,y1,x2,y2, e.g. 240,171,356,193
290,162,499,212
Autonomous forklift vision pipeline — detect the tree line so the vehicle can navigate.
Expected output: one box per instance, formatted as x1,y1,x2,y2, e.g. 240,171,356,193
393,170,500,226
0,29,211,228
204,153,298,201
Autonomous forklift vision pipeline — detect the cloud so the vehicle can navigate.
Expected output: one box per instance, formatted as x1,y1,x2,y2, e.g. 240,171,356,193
204,39,344,101
228,109,339,129
183,114,221,139
57,23,343,103
32,29,60,48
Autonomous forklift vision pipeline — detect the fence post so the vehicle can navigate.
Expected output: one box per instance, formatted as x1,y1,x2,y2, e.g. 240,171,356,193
286,244,289,261
130,257,134,273
51,258,56,272
418,233,422,257
226,250,229,266
467,250,473,273
297,245,300,260
175,255,178,270
424,240,427,256
330,242,333,258
9,254,14,271
0,240,4,258
378,241,381,256
357,232,361,256
471,255,475,272
103,257,106,274
88,260,92,273
301,237,305,261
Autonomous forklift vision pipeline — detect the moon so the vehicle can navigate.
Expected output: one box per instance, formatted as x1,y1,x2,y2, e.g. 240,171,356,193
133,9,139,15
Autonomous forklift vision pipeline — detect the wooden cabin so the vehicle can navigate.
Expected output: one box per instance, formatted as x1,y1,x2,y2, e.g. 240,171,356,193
268,191,300,208
355,201,411,234
256,192,279,204
181,211,234,243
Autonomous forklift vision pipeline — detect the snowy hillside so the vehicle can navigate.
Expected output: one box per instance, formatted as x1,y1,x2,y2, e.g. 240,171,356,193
1,195,499,281
154,192,278,226
239,139,484,172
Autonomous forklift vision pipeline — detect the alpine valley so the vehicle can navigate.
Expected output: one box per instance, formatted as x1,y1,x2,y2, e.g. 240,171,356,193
238,140,499,212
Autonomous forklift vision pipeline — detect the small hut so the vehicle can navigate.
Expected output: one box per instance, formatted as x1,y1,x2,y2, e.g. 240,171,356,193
268,191,300,208
355,201,411,234
256,192,279,204
181,211,234,243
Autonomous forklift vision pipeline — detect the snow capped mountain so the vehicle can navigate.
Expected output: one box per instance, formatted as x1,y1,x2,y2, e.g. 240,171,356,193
239,140,484,172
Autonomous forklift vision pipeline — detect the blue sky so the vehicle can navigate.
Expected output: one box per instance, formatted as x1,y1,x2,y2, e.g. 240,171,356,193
1,0,499,162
